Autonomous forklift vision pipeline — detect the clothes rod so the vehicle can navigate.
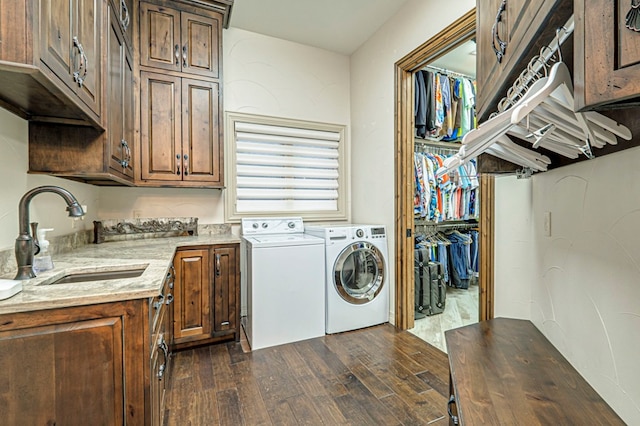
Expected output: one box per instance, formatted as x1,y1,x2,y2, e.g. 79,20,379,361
422,65,475,81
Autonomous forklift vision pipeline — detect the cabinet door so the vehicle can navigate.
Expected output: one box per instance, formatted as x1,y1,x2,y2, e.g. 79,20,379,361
107,9,126,175
181,11,220,78
74,0,101,115
40,0,74,86
575,0,640,110
476,0,572,119
181,78,222,183
173,249,212,343
0,317,125,424
212,246,238,334
140,71,182,181
140,2,181,73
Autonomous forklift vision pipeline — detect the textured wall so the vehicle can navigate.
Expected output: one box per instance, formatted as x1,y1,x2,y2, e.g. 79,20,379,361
529,148,640,424
495,147,640,423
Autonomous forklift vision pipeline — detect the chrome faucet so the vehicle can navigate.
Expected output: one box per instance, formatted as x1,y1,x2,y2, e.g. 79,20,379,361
14,186,85,280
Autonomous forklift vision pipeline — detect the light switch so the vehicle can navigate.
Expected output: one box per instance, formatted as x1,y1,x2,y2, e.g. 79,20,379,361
543,211,552,237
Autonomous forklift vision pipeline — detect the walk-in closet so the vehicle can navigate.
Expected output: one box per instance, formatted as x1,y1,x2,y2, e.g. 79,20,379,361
408,40,481,352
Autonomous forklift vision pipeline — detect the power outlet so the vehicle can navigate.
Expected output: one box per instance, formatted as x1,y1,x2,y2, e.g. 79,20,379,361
543,211,552,237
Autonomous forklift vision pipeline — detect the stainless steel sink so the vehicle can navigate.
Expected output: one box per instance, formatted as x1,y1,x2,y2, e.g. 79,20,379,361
43,265,148,285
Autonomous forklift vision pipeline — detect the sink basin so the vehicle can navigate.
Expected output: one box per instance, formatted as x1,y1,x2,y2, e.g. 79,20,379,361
42,265,148,285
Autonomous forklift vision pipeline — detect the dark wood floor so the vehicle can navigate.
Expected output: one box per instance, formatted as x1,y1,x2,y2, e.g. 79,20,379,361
164,324,451,425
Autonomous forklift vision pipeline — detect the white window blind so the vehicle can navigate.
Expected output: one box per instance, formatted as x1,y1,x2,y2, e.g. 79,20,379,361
225,112,349,221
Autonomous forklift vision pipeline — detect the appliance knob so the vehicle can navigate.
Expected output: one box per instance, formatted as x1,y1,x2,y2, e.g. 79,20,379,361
356,229,364,238
288,221,295,229
252,223,259,229
262,222,268,228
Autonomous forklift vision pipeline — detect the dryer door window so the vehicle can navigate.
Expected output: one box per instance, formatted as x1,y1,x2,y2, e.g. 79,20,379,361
333,242,385,305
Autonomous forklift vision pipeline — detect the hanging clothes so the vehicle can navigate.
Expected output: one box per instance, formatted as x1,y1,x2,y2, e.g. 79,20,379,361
413,151,479,223
415,68,477,142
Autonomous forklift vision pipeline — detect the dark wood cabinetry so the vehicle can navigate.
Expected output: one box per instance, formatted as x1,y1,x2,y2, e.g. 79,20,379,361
574,0,640,110
138,1,224,188
140,2,220,78
28,1,136,185
0,0,103,126
0,300,147,425
150,266,173,426
172,244,240,350
476,0,572,120
41,0,102,117
139,71,222,186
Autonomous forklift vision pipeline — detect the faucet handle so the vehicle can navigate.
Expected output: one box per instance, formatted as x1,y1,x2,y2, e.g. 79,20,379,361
30,222,41,256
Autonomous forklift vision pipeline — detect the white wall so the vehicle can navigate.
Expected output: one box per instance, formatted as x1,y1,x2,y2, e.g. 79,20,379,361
532,149,640,424
495,147,640,423
494,176,535,319
0,108,99,251
99,27,351,225
349,0,476,322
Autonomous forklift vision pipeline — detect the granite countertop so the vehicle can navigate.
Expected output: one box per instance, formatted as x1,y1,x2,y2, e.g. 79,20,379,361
0,234,241,315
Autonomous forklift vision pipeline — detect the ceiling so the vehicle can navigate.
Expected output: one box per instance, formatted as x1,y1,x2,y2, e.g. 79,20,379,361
229,0,412,55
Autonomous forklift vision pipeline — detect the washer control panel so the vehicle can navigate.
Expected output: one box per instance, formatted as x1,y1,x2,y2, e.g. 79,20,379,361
241,217,305,235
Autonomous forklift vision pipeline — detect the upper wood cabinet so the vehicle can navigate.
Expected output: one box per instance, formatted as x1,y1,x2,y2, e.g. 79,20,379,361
41,0,102,117
28,2,136,185
139,71,222,187
0,0,104,126
140,1,221,79
574,0,640,110
476,0,573,120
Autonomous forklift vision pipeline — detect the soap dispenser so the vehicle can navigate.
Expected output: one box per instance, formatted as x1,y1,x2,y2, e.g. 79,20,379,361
33,228,54,273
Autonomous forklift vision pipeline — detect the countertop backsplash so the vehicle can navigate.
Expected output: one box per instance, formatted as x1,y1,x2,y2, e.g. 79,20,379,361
0,219,233,275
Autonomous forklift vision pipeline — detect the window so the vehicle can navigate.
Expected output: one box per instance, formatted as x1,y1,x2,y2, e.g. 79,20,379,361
225,112,349,222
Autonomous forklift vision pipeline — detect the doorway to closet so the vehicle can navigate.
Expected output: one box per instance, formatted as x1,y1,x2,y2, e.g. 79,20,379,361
394,9,495,350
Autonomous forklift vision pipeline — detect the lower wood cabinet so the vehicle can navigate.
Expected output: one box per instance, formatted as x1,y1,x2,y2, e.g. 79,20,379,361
0,300,147,425
172,244,240,349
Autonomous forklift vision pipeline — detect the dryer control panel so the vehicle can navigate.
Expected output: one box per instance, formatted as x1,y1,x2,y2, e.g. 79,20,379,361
241,217,305,235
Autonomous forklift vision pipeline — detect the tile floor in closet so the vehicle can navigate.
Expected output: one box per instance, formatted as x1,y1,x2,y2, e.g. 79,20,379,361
408,283,479,353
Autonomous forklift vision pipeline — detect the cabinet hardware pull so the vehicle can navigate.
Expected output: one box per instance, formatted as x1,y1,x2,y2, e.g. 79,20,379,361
166,293,173,305
121,0,130,30
154,294,165,310
174,44,180,66
158,336,169,379
183,154,188,176
176,154,181,175
221,321,230,326
491,0,507,63
72,36,88,88
215,254,221,277
120,140,130,168
182,44,188,68
447,395,459,425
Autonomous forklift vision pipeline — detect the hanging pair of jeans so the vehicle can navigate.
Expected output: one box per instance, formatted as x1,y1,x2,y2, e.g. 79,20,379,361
446,232,471,289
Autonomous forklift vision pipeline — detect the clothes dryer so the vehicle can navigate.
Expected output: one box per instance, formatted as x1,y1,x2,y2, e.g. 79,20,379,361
305,224,389,334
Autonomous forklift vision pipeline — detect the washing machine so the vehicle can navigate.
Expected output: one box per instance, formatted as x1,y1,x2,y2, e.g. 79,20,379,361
305,224,389,334
241,217,325,350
